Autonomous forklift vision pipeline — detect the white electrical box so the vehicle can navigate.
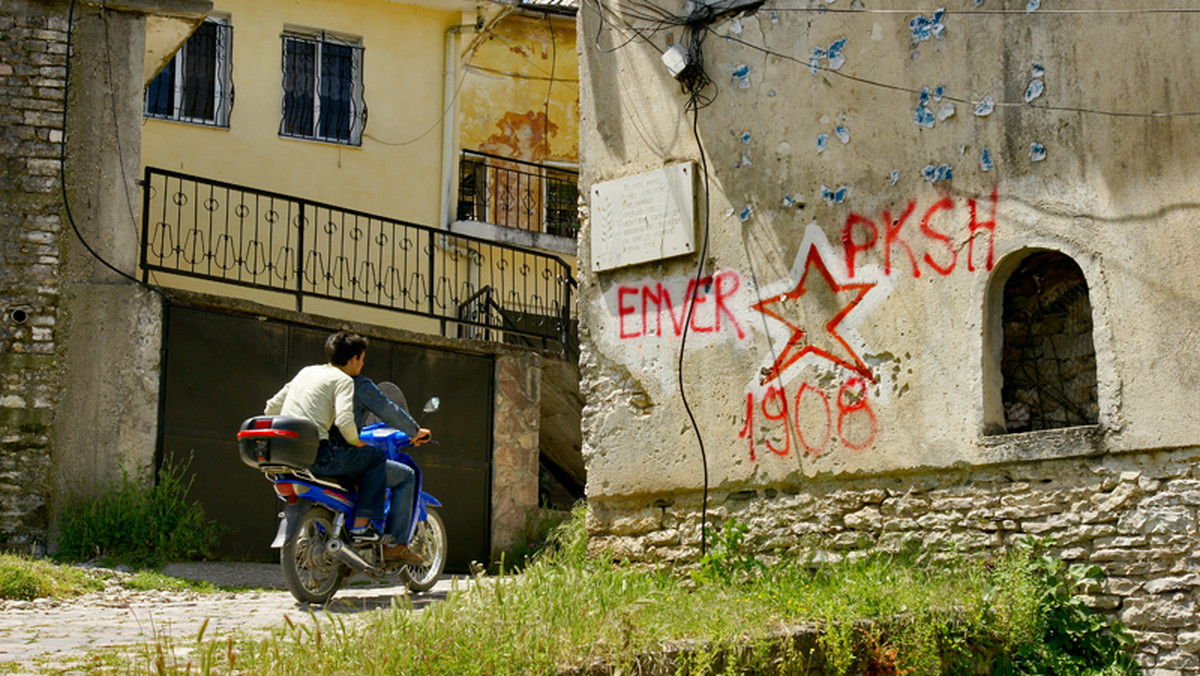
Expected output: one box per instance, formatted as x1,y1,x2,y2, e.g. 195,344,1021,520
590,162,696,272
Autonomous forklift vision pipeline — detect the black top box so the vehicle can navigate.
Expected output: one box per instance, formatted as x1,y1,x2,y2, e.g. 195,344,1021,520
237,415,320,470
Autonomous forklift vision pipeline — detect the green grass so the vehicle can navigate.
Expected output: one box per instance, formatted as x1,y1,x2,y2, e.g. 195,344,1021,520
0,554,101,600
0,555,235,601
104,507,1137,676
55,456,223,569
122,570,223,594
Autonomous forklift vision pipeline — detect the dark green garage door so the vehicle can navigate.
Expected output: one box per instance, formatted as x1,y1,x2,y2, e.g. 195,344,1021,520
158,304,494,571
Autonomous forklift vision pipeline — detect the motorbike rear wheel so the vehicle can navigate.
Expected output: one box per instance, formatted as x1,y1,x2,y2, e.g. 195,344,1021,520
281,505,344,604
399,508,446,592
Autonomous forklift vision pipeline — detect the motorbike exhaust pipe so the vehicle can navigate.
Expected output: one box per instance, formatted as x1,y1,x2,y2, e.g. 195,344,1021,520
325,538,375,572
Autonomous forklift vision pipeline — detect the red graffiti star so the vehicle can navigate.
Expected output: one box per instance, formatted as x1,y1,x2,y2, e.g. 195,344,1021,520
752,245,876,384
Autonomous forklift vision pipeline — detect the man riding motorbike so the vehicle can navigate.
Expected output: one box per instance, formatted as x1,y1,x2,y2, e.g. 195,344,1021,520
265,331,388,544
353,375,432,565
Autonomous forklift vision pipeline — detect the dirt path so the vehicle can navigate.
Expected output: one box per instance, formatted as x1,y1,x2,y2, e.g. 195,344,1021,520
0,563,456,674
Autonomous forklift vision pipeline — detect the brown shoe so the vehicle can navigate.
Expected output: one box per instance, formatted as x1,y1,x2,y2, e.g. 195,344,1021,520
383,544,424,566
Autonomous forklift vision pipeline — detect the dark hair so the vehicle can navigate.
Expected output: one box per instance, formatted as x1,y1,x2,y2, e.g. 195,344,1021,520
325,330,368,366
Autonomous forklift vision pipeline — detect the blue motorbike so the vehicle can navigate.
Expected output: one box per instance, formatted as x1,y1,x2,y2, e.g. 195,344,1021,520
237,397,446,604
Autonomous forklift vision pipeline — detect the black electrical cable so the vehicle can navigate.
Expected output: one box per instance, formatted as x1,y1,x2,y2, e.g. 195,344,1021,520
709,24,1200,119
678,99,714,557
60,0,166,298
672,19,718,556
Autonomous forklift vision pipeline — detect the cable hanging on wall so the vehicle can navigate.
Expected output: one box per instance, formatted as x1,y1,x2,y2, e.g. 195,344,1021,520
62,0,167,299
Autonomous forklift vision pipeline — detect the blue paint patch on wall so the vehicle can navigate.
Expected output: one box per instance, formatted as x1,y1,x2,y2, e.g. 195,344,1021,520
1031,143,1046,162
808,39,849,74
828,38,848,70
909,10,946,43
915,107,936,128
817,134,829,153
809,48,825,75
740,131,752,144
820,185,848,204
890,170,899,185
938,103,956,121
739,205,754,221
921,164,953,183
981,148,994,172
731,64,751,89
974,96,996,116
1026,0,1040,12
835,126,850,144
1024,78,1044,103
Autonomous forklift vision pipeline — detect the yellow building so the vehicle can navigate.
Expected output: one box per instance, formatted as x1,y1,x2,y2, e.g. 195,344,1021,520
135,0,582,562
139,0,579,348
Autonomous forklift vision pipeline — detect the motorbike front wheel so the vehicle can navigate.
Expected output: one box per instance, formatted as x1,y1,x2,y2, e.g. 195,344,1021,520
281,505,345,604
399,508,446,592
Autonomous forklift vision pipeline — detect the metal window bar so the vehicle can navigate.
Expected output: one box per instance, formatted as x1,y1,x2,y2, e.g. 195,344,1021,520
999,252,1098,433
144,20,233,127
141,167,578,358
457,150,579,238
280,33,365,146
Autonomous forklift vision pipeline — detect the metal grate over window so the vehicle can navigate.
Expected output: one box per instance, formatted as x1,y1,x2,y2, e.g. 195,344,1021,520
1000,251,1099,433
280,32,365,146
145,19,233,127
456,150,580,238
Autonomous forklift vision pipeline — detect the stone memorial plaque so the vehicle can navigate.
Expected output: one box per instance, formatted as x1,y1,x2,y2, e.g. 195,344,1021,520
591,162,696,272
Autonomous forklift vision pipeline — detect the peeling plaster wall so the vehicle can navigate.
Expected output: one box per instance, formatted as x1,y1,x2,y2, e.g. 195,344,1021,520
579,0,1200,665
579,0,1200,495
459,11,579,164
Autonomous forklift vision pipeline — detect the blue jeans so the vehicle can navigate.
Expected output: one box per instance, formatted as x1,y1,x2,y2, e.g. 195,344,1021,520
385,460,417,544
311,439,387,521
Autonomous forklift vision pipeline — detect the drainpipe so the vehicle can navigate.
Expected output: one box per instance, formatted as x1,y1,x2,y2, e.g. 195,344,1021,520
440,22,475,230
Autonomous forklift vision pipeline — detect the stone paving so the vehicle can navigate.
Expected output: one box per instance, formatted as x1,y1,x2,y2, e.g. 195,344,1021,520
0,562,457,674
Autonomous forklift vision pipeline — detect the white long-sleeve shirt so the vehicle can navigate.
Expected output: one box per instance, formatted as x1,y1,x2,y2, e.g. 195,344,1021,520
264,364,360,445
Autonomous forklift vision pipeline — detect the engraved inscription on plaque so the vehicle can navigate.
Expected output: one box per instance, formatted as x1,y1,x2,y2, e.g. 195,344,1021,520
591,162,696,272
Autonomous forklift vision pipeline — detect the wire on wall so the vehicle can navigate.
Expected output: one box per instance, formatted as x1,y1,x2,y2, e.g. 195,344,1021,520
61,0,166,299
672,11,722,557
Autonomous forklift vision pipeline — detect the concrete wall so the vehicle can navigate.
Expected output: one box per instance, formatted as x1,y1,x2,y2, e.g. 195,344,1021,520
578,0,1200,668
0,0,207,551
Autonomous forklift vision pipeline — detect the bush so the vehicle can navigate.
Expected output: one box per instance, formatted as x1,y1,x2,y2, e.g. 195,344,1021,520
56,457,222,568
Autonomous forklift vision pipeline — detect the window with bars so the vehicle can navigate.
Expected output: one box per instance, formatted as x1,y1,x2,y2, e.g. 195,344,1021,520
280,32,365,146
145,18,233,127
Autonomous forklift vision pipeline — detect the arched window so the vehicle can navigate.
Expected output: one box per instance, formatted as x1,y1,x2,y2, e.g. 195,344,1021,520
995,251,1099,433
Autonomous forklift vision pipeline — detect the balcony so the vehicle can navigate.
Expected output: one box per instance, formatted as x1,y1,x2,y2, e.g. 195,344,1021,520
454,150,579,255
140,167,578,359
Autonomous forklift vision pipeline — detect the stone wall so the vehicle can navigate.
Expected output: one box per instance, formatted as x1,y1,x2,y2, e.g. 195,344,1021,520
492,350,542,552
0,4,70,551
588,446,1200,673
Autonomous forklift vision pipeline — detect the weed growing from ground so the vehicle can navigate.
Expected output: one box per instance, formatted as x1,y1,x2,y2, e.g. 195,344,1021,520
56,456,222,568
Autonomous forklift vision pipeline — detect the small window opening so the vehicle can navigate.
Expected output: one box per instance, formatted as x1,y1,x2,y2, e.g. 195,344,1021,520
1000,251,1098,433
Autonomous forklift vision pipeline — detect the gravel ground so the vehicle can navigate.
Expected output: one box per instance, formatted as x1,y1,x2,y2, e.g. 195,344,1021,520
0,562,457,674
